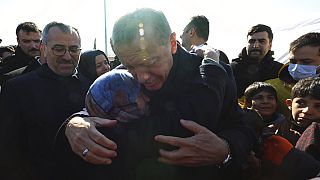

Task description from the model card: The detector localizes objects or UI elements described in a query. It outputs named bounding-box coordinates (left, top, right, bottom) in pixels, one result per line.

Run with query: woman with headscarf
left=78, top=50, right=111, bottom=85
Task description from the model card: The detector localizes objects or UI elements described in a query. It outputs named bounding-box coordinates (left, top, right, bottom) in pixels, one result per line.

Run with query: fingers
left=194, top=49, right=204, bottom=57
left=179, top=119, right=208, bottom=134
left=89, top=116, right=118, bottom=127
left=88, top=127, right=117, bottom=152
left=88, top=118, right=117, bottom=150
left=65, top=116, right=118, bottom=164
left=204, top=49, right=220, bottom=61
left=154, top=135, right=188, bottom=148
left=81, top=146, right=115, bottom=165
left=158, top=149, right=181, bottom=161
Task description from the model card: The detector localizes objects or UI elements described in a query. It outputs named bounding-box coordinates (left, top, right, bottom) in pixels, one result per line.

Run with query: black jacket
left=0, top=46, right=36, bottom=85
left=0, top=64, right=89, bottom=180
left=61, top=44, right=256, bottom=180
left=231, top=47, right=283, bottom=98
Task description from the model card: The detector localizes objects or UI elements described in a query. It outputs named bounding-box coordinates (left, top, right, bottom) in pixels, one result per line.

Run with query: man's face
left=288, top=96, right=320, bottom=129
left=180, top=26, right=193, bottom=51
left=41, top=27, right=81, bottom=77
left=247, top=31, right=272, bottom=60
left=17, top=30, right=41, bottom=58
left=288, top=45, right=320, bottom=66
left=114, top=36, right=173, bottom=91
left=249, top=91, right=277, bottom=119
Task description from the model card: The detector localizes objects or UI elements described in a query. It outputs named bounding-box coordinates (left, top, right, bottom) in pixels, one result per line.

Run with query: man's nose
left=62, top=50, right=72, bottom=60
left=253, top=40, right=260, bottom=48
left=262, top=97, right=268, bottom=103
left=302, top=106, right=313, bottom=114
left=136, top=71, right=150, bottom=83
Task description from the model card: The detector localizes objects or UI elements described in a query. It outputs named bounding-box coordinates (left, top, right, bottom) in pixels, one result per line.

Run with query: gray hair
left=41, top=21, right=81, bottom=45
left=111, top=8, right=171, bottom=49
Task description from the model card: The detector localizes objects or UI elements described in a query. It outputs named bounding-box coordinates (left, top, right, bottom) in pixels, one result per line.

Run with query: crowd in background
left=0, top=8, right=320, bottom=180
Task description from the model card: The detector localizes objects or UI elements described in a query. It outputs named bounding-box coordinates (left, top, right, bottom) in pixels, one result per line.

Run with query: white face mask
left=288, top=63, right=319, bottom=81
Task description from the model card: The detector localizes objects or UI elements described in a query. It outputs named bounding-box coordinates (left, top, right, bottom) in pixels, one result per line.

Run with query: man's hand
left=192, top=45, right=220, bottom=61
left=154, top=119, right=229, bottom=166
left=65, top=116, right=118, bottom=164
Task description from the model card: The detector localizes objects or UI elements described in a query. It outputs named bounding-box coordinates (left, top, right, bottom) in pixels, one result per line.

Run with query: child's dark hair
left=244, top=82, right=278, bottom=106
left=291, top=77, right=320, bottom=99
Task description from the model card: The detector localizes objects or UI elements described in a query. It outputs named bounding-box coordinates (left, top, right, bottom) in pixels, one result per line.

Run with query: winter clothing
left=296, top=122, right=320, bottom=161
left=61, top=44, right=256, bottom=180
left=78, top=50, right=110, bottom=84
left=0, top=46, right=36, bottom=84
left=231, top=47, right=283, bottom=98
left=0, top=64, right=89, bottom=180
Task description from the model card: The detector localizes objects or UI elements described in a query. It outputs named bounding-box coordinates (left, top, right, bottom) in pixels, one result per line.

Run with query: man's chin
left=28, top=51, right=40, bottom=57
left=144, top=83, right=162, bottom=91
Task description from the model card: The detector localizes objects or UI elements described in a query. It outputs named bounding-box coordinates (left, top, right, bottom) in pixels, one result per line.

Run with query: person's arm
left=0, top=81, right=32, bottom=179
left=154, top=119, right=230, bottom=166
left=262, top=135, right=320, bottom=180
left=63, top=111, right=119, bottom=164
left=154, top=49, right=255, bottom=168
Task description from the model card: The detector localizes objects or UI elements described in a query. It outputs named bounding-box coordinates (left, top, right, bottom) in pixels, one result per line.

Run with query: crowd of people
left=0, top=8, right=320, bottom=180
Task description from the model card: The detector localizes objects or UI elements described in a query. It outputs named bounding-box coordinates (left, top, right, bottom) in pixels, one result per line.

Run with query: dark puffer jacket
left=231, top=47, right=283, bottom=98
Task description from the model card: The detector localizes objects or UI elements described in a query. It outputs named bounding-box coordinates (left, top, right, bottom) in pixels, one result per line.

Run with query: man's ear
left=170, top=32, right=177, bottom=54
left=40, top=43, right=47, bottom=57
left=189, top=27, right=196, bottom=37
left=285, top=99, right=292, bottom=110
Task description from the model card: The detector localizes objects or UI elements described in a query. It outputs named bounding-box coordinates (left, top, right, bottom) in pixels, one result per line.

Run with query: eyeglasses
left=51, top=46, right=81, bottom=56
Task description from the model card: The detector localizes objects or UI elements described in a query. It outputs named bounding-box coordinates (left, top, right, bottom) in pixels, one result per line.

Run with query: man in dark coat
left=0, top=22, right=88, bottom=180
left=63, top=8, right=256, bottom=180
left=231, top=24, right=283, bottom=98
left=0, top=22, right=41, bottom=85
left=180, top=15, right=230, bottom=64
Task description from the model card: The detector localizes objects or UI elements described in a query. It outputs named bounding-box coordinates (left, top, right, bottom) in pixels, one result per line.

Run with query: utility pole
left=104, top=0, right=108, bottom=55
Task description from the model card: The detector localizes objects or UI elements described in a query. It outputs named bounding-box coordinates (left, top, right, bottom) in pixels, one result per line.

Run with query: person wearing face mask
left=266, top=32, right=320, bottom=143
left=288, top=62, right=319, bottom=81
left=231, top=24, right=284, bottom=99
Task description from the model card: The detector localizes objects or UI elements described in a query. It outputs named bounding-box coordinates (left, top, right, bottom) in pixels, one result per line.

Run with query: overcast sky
left=1, top=0, right=319, bottom=61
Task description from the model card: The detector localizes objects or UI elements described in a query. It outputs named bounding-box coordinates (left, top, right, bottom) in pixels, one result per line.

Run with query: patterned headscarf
left=86, top=69, right=145, bottom=122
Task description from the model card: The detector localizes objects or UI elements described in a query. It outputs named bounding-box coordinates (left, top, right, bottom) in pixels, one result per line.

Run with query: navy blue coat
left=0, top=64, right=89, bottom=180
left=62, top=44, right=256, bottom=180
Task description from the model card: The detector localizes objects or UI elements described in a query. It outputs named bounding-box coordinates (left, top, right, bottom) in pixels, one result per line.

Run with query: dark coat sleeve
left=280, top=148, right=320, bottom=180
left=0, top=81, right=33, bottom=179
left=218, top=50, right=230, bottom=64
left=199, top=59, right=256, bottom=169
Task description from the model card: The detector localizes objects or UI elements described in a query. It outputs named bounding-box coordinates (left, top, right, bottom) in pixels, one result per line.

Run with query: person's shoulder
left=269, top=59, right=284, bottom=67
left=199, top=58, right=229, bottom=83
left=5, top=69, right=38, bottom=86
left=217, top=50, right=230, bottom=64
left=230, top=57, right=241, bottom=65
